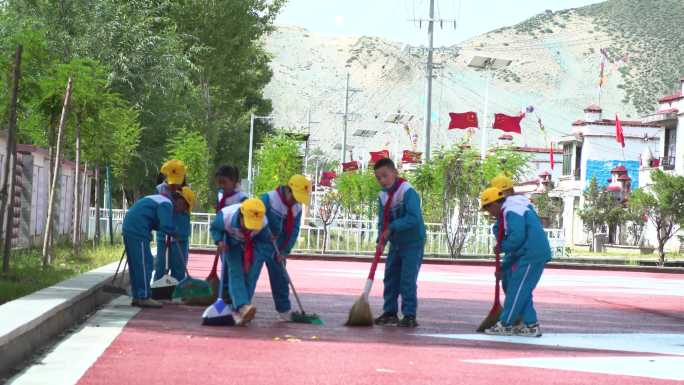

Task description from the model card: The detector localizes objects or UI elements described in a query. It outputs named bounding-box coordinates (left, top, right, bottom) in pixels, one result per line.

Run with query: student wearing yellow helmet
left=154, top=186, right=195, bottom=283
left=480, top=185, right=551, bottom=338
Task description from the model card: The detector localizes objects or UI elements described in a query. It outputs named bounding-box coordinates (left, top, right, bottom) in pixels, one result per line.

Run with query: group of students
left=121, top=156, right=550, bottom=334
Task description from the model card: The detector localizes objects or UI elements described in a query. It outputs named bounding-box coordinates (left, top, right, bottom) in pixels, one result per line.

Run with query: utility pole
left=409, top=1, right=457, bottom=161
left=303, top=109, right=319, bottom=175
left=337, top=70, right=362, bottom=164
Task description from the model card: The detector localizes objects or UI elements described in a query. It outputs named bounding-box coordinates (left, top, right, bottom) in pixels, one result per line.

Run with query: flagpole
left=480, top=69, right=491, bottom=160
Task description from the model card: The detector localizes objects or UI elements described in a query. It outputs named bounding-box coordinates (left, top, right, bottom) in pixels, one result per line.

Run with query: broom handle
left=111, top=248, right=126, bottom=283
left=270, top=240, right=306, bottom=314
left=367, top=234, right=386, bottom=281
left=209, top=249, right=220, bottom=276
left=171, top=238, right=193, bottom=278
left=216, top=235, right=226, bottom=301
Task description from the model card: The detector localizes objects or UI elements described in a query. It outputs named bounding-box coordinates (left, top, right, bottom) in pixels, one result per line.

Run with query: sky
left=276, top=0, right=605, bottom=46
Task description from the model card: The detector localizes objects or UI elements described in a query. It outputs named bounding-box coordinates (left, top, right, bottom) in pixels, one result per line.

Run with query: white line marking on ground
left=463, top=356, right=684, bottom=381
left=416, top=333, right=684, bottom=356
left=7, top=296, right=139, bottom=385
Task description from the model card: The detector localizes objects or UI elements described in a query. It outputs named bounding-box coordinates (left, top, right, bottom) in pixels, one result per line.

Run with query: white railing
left=86, top=208, right=566, bottom=258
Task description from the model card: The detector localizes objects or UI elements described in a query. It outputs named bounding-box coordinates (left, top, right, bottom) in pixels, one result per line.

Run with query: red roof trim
left=618, top=174, right=632, bottom=180
left=510, top=146, right=562, bottom=154
left=538, top=170, right=551, bottom=176
left=584, top=104, right=603, bottom=112
left=611, top=165, right=627, bottom=173
left=572, top=119, right=656, bottom=128
left=606, top=185, right=622, bottom=191
left=657, top=108, right=679, bottom=114
left=658, top=91, right=683, bottom=103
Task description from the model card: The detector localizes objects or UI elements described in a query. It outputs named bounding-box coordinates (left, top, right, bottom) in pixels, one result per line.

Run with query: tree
left=578, top=176, right=620, bottom=249
left=318, top=191, right=341, bottom=253
left=335, top=170, right=380, bottom=221
left=253, top=132, right=303, bottom=195
left=166, top=129, right=211, bottom=210
left=629, top=170, right=684, bottom=265
left=411, top=143, right=530, bottom=257
left=532, top=190, right=563, bottom=228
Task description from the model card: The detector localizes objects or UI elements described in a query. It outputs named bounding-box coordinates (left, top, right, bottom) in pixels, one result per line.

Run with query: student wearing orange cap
left=254, top=175, right=312, bottom=321
left=155, top=160, right=188, bottom=278
left=154, top=187, right=195, bottom=282
left=210, top=198, right=270, bottom=326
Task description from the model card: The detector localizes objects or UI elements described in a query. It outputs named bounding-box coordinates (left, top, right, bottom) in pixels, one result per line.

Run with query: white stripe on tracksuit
left=140, top=241, right=147, bottom=298
left=506, top=264, right=531, bottom=325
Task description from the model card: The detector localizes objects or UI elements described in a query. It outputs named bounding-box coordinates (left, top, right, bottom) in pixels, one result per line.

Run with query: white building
left=553, top=105, right=660, bottom=245
left=638, top=76, right=684, bottom=252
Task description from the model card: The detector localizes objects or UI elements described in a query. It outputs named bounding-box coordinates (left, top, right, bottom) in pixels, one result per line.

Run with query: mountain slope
left=262, top=0, right=683, bottom=162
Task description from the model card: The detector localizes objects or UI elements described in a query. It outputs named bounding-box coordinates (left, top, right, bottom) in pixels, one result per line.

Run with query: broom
left=477, top=213, right=505, bottom=332
left=202, top=242, right=235, bottom=326
left=345, top=235, right=386, bottom=327
left=103, top=249, right=128, bottom=295
left=272, top=240, right=323, bottom=325
left=151, top=236, right=179, bottom=300
left=170, top=239, right=212, bottom=300
left=183, top=250, right=221, bottom=306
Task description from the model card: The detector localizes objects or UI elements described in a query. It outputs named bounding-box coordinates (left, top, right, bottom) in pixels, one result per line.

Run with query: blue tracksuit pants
left=123, top=235, right=154, bottom=300
left=224, top=247, right=251, bottom=309
left=247, top=251, right=292, bottom=313
left=499, top=261, right=545, bottom=326
left=154, top=238, right=188, bottom=281
left=382, top=243, right=424, bottom=317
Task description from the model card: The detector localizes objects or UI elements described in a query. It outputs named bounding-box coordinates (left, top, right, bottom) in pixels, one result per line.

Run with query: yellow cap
left=179, top=186, right=195, bottom=212
left=240, top=198, right=266, bottom=231
left=288, top=174, right=311, bottom=205
left=480, top=187, right=504, bottom=209
left=490, top=174, right=514, bottom=191
left=161, top=159, right=187, bottom=185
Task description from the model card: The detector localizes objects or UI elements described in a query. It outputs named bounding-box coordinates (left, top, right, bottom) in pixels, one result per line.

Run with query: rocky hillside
left=262, top=0, right=684, bottom=162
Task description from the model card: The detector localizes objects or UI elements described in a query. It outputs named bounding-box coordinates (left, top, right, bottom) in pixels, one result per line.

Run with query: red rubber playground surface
left=78, top=254, right=684, bottom=385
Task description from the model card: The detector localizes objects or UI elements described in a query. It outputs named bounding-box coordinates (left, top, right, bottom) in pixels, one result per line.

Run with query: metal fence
left=86, top=208, right=566, bottom=258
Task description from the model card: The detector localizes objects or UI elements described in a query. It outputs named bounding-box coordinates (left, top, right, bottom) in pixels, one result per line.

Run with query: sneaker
left=374, top=312, right=399, bottom=326
left=131, top=298, right=163, bottom=308
left=514, top=323, right=542, bottom=337
left=398, top=315, right=418, bottom=328
left=484, top=321, right=513, bottom=336
left=234, top=304, right=256, bottom=326
left=278, top=311, right=292, bottom=322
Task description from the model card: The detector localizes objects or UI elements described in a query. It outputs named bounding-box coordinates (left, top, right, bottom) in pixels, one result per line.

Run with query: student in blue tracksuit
left=256, top=174, right=311, bottom=321
left=480, top=187, right=552, bottom=337
left=210, top=198, right=270, bottom=326
left=154, top=187, right=195, bottom=282
left=155, top=160, right=187, bottom=277
left=372, top=158, right=426, bottom=328
left=122, top=193, right=188, bottom=308
left=214, top=165, right=248, bottom=299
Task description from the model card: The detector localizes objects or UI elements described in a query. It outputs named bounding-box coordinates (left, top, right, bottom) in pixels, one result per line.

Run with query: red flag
left=369, top=150, right=390, bottom=164
left=401, top=150, right=422, bottom=164
left=615, top=114, right=625, bottom=148
left=320, top=171, right=336, bottom=187
left=492, top=113, right=525, bottom=133
left=549, top=142, right=555, bottom=170
left=342, top=161, right=359, bottom=172
left=448, top=111, right=478, bottom=130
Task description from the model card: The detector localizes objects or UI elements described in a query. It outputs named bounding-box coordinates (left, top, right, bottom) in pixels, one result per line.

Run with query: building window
left=574, top=145, right=582, bottom=180
left=663, top=127, right=676, bottom=170
left=562, top=144, right=572, bottom=176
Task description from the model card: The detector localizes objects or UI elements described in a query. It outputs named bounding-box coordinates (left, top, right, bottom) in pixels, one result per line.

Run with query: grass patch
left=0, top=243, right=124, bottom=305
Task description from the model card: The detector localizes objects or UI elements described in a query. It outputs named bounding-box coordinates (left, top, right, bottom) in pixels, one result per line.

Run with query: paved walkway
left=8, top=254, right=684, bottom=385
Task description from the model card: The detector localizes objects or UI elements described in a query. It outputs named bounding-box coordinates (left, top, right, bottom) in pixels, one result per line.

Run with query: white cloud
left=334, top=15, right=345, bottom=27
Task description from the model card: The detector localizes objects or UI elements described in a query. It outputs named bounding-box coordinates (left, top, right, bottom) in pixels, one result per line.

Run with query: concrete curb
left=0, top=261, right=125, bottom=379
left=189, top=248, right=684, bottom=274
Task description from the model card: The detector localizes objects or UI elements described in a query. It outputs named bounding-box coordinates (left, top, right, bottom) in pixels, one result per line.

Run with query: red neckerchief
left=242, top=229, right=254, bottom=273
left=216, top=190, right=237, bottom=212
left=381, top=178, right=405, bottom=239
left=276, top=186, right=295, bottom=251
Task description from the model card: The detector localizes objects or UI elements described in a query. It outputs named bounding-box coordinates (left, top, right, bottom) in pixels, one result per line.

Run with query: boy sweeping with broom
left=255, top=175, right=311, bottom=321
left=372, top=158, right=425, bottom=327
left=122, top=191, right=189, bottom=308
left=210, top=198, right=270, bottom=326
left=480, top=186, right=551, bottom=337
left=154, top=187, right=195, bottom=282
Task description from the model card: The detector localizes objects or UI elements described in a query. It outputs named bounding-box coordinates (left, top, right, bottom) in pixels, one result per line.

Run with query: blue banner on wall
left=585, top=160, right=639, bottom=190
